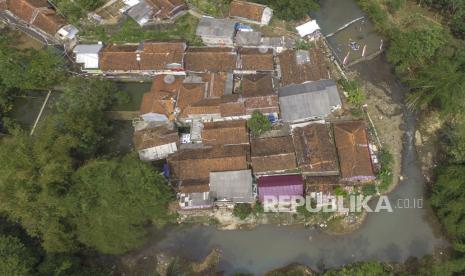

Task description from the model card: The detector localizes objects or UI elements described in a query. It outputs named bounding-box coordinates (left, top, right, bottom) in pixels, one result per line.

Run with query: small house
left=133, top=125, right=179, bottom=161
left=251, top=136, right=298, bottom=176
left=239, top=74, right=279, bottom=117
left=296, top=20, right=321, bottom=39
left=124, top=0, right=187, bottom=26
left=210, top=170, right=254, bottom=204
left=278, top=80, right=342, bottom=123
left=258, top=175, right=304, bottom=206
left=184, top=47, right=237, bottom=73
left=201, top=120, right=249, bottom=146
left=236, top=47, right=275, bottom=73
left=229, top=0, right=273, bottom=26
left=73, top=44, right=104, bottom=71
left=278, top=48, right=329, bottom=86
left=196, top=16, right=236, bottom=47
left=292, top=123, right=339, bottom=176
left=333, top=121, right=376, bottom=183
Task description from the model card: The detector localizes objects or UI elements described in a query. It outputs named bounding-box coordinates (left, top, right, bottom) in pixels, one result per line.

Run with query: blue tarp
left=163, top=163, right=170, bottom=178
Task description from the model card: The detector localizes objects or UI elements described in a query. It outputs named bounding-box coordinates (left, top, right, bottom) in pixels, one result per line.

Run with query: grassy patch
left=187, top=0, right=231, bottom=17
left=80, top=14, right=203, bottom=45
left=377, top=148, right=394, bottom=192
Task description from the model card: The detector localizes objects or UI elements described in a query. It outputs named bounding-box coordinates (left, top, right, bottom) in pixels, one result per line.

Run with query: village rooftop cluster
left=1, top=0, right=379, bottom=212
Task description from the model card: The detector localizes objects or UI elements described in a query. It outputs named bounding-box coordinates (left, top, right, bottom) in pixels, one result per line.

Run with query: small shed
left=296, top=20, right=321, bottom=38
left=73, top=44, right=103, bottom=70
left=258, top=175, right=304, bottom=203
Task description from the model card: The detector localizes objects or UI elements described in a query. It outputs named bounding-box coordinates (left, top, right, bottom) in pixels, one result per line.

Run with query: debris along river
left=119, top=0, right=447, bottom=274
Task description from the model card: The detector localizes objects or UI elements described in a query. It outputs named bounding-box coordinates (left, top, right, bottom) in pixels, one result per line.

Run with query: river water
left=134, top=1, right=448, bottom=275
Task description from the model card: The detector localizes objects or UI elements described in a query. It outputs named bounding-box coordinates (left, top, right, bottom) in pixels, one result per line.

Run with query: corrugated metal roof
left=278, top=80, right=341, bottom=123
left=209, top=170, right=254, bottom=203
left=196, top=16, right=236, bottom=38
left=73, top=44, right=103, bottom=54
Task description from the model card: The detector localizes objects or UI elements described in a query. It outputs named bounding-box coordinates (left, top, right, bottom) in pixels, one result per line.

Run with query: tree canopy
left=251, top=0, right=319, bottom=21
left=0, top=235, right=38, bottom=276
left=71, top=155, right=174, bottom=254
left=247, top=110, right=272, bottom=137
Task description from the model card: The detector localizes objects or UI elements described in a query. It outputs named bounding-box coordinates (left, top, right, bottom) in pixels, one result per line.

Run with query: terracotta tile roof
left=201, top=120, right=249, bottom=145
left=99, top=42, right=185, bottom=71
left=140, top=75, right=184, bottom=119
left=133, top=126, right=179, bottom=151
left=178, top=179, right=210, bottom=193
left=139, top=42, right=186, bottom=70
left=333, top=121, right=376, bottom=182
left=185, top=47, right=237, bottom=72
left=292, top=124, right=339, bottom=176
left=220, top=98, right=246, bottom=117
left=99, top=44, right=139, bottom=71
left=240, top=74, right=279, bottom=115
left=278, top=48, right=329, bottom=86
left=238, top=48, right=274, bottom=71
left=180, top=94, right=246, bottom=119
left=202, top=72, right=232, bottom=98
left=251, top=136, right=298, bottom=174
left=168, top=145, right=249, bottom=182
left=7, top=0, right=66, bottom=35
left=177, top=82, right=207, bottom=116
left=229, top=0, right=266, bottom=23
left=240, top=74, right=274, bottom=97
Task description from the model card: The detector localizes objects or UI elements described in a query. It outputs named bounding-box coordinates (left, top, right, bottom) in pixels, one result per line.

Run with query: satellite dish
left=258, top=46, right=269, bottom=54
left=164, top=74, right=176, bottom=84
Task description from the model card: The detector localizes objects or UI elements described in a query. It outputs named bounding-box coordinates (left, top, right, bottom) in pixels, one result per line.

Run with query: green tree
left=340, top=79, right=366, bottom=108
left=0, top=235, right=38, bottom=276
left=431, top=166, right=465, bottom=252
left=70, top=154, right=174, bottom=254
left=387, top=15, right=445, bottom=74
left=247, top=110, right=272, bottom=137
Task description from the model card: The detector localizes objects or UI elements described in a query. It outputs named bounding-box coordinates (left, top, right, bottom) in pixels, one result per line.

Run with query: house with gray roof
left=196, top=16, right=237, bottom=47
left=209, top=170, right=254, bottom=204
left=235, top=31, right=262, bottom=46
left=73, top=44, right=103, bottom=71
left=126, top=0, right=154, bottom=26
left=278, top=80, right=342, bottom=123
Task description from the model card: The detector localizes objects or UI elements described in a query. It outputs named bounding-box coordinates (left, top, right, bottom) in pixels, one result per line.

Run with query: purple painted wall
left=258, top=175, right=304, bottom=202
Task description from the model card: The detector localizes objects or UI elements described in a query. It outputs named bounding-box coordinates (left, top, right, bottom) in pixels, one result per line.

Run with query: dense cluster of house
left=0, top=0, right=79, bottom=44
left=92, top=14, right=375, bottom=211
left=3, top=0, right=377, bottom=212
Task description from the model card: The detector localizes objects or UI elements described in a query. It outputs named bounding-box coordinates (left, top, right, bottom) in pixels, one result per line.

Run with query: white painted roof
left=296, top=20, right=320, bottom=37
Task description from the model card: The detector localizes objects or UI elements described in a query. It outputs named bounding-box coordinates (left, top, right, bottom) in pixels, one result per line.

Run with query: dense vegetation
left=50, top=0, right=105, bottom=24
left=247, top=110, right=272, bottom=137
left=251, top=0, right=319, bottom=21
left=0, top=32, right=174, bottom=274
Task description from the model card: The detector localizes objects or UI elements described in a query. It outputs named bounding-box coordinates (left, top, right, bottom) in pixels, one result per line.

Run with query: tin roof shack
left=73, top=44, right=104, bottom=72
left=261, top=36, right=295, bottom=54
left=99, top=41, right=186, bottom=73
left=239, top=74, right=279, bottom=116
left=292, top=124, right=339, bottom=176
left=235, top=31, right=262, bottom=47
left=201, top=120, right=249, bottom=146
left=6, top=0, right=78, bottom=42
left=178, top=179, right=212, bottom=209
left=278, top=48, right=329, bottom=86
left=196, top=16, right=236, bottom=47
left=139, top=74, right=185, bottom=122
left=229, top=0, right=273, bottom=26
left=333, top=121, right=376, bottom=183
left=210, top=170, right=254, bottom=204
left=258, top=175, right=304, bottom=211
left=251, top=136, right=298, bottom=176
left=279, top=80, right=342, bottom=124
left=236, top=48, right=275, bottom=74
left=185, top=47, right=237, bottom=73
left=133, top=125, right=179, bottom=161
left=125, top=0, right=187, bottom=26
